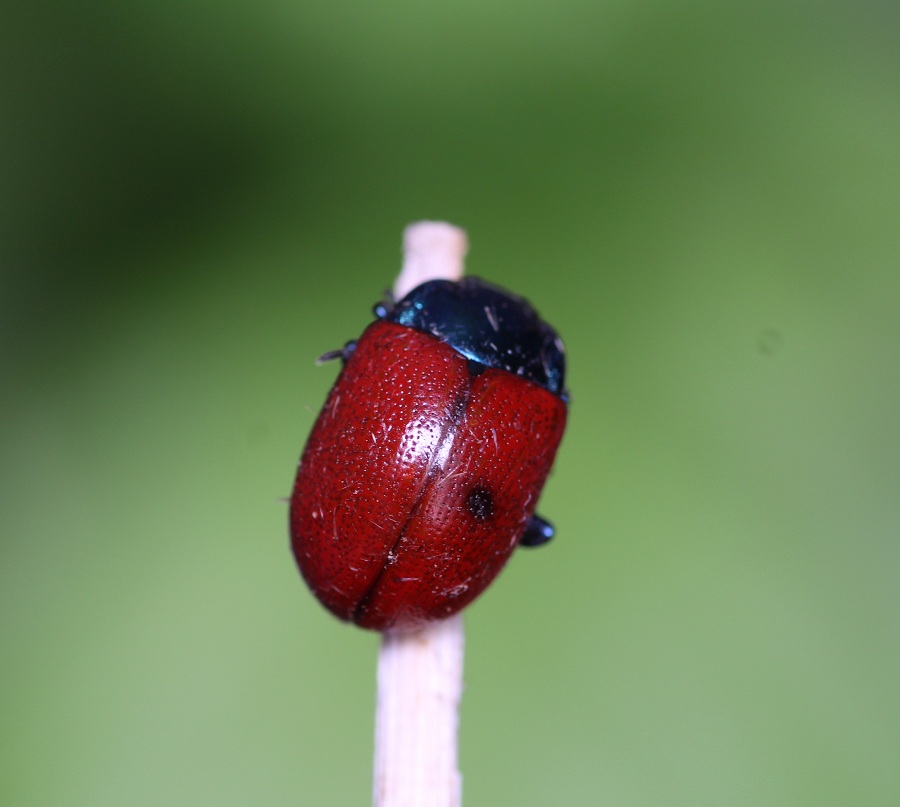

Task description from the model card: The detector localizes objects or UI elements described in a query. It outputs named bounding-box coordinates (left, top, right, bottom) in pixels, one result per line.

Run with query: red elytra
left=289, top=320, right=567, bottom=632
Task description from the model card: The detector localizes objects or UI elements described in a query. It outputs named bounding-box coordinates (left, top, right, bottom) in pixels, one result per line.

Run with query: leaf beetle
left=290, top=277, right=568, bottom=631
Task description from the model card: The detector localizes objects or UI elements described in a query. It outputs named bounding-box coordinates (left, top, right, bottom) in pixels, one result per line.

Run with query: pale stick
left=372, top=222, right=468, bottom=807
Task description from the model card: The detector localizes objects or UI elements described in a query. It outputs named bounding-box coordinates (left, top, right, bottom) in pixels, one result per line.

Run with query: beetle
left=289, top=276, right=568, bottom=631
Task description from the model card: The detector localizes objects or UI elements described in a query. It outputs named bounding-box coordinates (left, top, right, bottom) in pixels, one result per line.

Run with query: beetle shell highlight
left=289, top=278, right=567, bottom=631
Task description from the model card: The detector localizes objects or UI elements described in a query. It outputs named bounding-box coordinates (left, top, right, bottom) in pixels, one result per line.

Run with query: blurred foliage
left=2, top=1, right=899, bottom=805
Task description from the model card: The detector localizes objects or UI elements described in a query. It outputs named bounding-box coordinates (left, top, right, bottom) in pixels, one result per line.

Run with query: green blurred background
left=2, top=1, right=898, bottom=805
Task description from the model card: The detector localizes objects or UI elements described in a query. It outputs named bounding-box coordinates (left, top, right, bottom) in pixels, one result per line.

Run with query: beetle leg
left=316, top=340, right=358, bottom=366
left=372, top=289, right=396, bottom=319
left=520, top=514, right=554, bottom=547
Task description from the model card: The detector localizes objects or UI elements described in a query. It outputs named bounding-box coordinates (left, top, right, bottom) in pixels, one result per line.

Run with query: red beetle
left=290, top=277, right=567, bottom=631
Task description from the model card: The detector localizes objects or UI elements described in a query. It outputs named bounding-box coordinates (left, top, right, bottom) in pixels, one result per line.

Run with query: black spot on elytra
left=466, top=486, right=494, bottom=522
